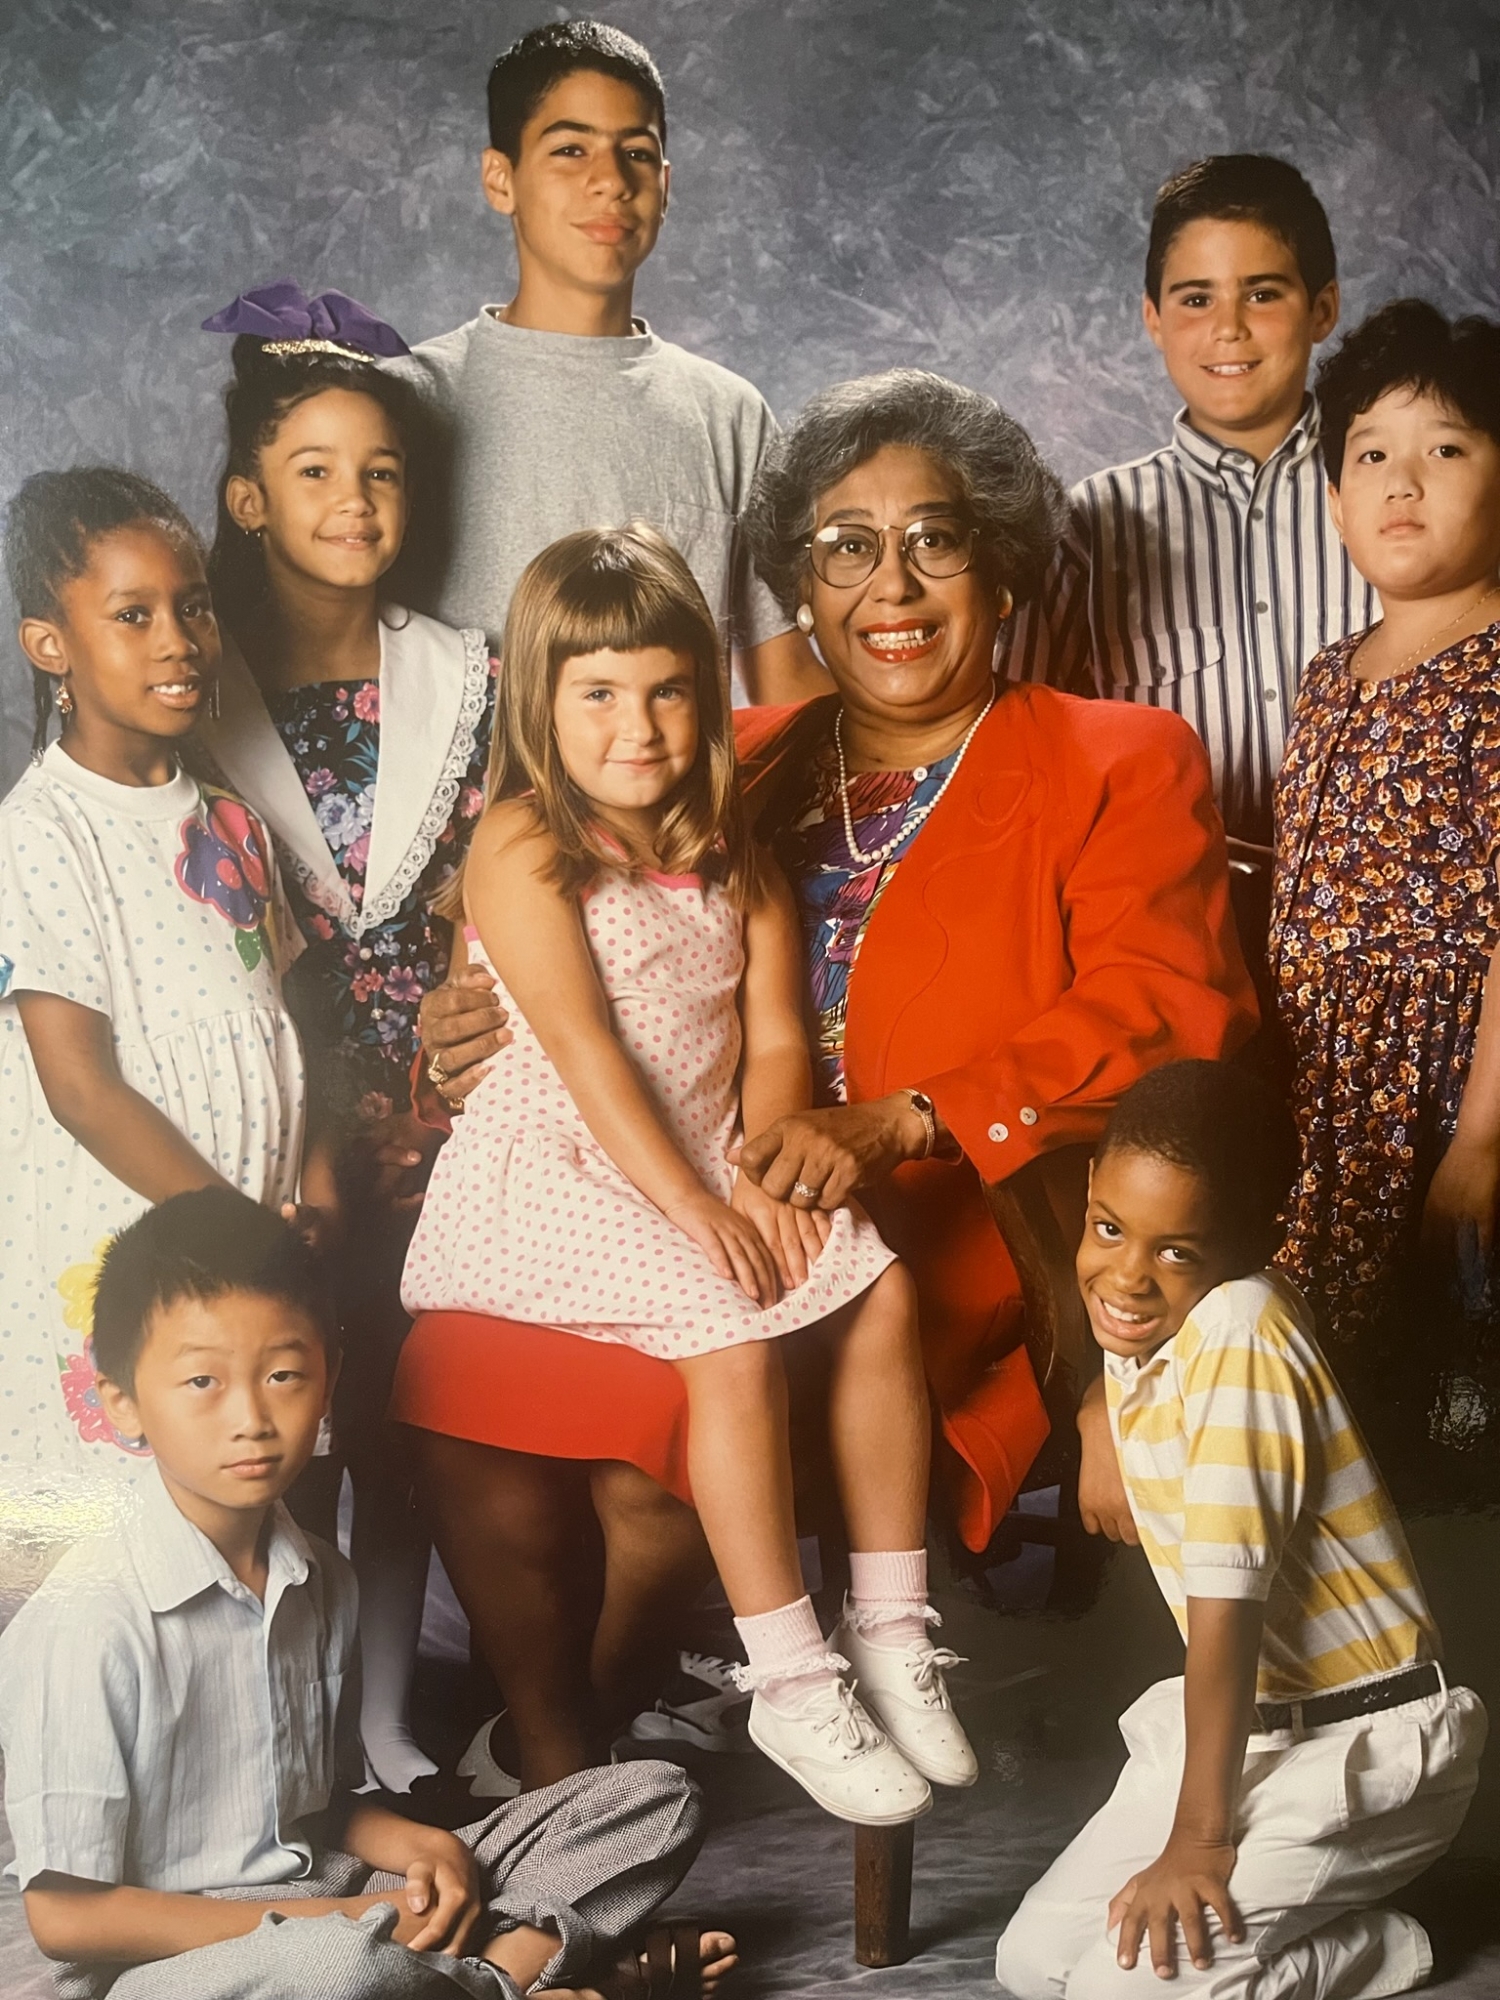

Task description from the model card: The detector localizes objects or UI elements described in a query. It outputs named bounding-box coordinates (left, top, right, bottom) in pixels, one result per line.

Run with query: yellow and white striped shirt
left=1105, top=1271, right=1438, bottom=1702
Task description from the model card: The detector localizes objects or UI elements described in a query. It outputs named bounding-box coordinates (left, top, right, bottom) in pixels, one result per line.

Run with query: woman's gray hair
left=743, top=368, right=1068, bottom=615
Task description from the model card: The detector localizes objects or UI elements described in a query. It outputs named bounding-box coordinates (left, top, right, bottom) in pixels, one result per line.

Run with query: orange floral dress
left=1271, top=621, right=1500, bottom=1374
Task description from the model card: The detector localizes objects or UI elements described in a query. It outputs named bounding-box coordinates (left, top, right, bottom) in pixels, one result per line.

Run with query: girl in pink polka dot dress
left=404, top=526, right=975, bottom=1824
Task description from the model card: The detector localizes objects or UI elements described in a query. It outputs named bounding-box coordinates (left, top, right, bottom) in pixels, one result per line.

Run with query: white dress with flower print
left=0, top=745, right=303, bottom=1567
left=402, top=867, right=895, bottom=1355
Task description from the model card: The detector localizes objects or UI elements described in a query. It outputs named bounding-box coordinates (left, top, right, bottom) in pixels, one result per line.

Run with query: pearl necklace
left=835, top=693, right=995, bottom=868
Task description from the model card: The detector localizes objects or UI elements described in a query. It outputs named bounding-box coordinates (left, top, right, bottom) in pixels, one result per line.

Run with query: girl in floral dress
left=0, top=468, right=302, bottom=1559
left=199, top=285, right=493, bottom=1792
left=1271, top=301, right=1500, bottom=1485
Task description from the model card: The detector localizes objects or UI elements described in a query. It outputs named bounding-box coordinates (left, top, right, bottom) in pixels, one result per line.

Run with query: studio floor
left=3, top=1509, right=1499, bottom=1997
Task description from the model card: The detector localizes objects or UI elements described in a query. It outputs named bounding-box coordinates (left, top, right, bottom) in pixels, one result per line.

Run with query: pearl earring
left=54, top=680, right=74, bottom=717
left=795, top=603, right=815, bottom=635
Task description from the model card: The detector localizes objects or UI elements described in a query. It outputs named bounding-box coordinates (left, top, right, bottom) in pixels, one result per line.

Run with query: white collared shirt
left=0, top=1465, right=359, bottom=1893
left=999, top=401, right=1378, bottom=845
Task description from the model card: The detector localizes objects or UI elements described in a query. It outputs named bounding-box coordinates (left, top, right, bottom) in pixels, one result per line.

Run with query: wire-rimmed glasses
left=806, top=514, right=980, bottom=589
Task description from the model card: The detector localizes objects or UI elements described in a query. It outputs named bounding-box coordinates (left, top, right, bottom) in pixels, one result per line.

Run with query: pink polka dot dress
left=402, top=868, right=895, bottom=1356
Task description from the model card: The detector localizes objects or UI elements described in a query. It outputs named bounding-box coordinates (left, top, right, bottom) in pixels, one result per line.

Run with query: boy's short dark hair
left=1097, top=1060, right=1299, bottom=1272
left=1316, top=298, right=1500, bottom=487
left=92, top=1189, right=339, bottom=1394
left=1145, top=155, right=1336, bottom=307
left=487, top=20, right=667, bottom=160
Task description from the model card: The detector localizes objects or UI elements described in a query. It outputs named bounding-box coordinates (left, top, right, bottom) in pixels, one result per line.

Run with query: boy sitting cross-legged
left=995, top=1062, right=1486, bottom=2000
left=0, top=1189, right=732, bottom=2000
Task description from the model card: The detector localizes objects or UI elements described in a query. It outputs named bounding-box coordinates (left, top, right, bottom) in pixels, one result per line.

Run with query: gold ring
left=426, top=1053, right=449, bottom=1090
left=792, top=1180, right=821, bottom=1201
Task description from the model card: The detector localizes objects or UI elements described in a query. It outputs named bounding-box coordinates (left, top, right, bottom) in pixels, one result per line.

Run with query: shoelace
left=908, top=1645, right=964, bottom=1702
left=678, top=1651, right=743, bottom=1694
left=806, top=1677, right=885, bottom=1754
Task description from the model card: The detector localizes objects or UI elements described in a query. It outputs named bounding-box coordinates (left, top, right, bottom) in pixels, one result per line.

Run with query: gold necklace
left=1358, top=581, right=1500, bottom=682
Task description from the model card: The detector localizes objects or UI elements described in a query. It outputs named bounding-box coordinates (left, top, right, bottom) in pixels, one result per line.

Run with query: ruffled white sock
left=734, top=1595, right=844, bottom=1714
left=846, top=1548, right=931, bottom=1652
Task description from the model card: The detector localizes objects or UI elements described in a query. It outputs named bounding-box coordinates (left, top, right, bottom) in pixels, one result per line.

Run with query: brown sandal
left=610, top=1920, right=705, bottom=1997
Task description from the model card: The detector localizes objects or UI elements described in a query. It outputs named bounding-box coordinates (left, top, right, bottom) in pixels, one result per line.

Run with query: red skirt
left=391, top=1312, right=694, bottom=1505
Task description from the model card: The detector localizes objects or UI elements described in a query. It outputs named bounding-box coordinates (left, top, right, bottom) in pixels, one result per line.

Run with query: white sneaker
left=628, top=1652, right=752, bottom=1754
left=455, top=1713, right=522, bottom=1800
left=835, top=1607, right=978, bottom=1788
left=748, top=1676, right=932, bottom=1825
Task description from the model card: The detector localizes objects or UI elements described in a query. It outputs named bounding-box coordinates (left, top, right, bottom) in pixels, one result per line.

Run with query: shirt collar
left=1104, top=1330, right=1182, bottom=1391
left=128, top=1463, right=314, bottom=1614
left=1170, top=394, right=1321, bottom=486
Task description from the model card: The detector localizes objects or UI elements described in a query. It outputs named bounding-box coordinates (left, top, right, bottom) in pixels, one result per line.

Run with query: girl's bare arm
left=737, top=855, right=816, bottom=1138
left=464, top=807, right=708, bottom=1212
left=17, top=993, right=233, bottom=1203
left=464, top=808, right=779, bottom=1301
left=733, top=855, right=835, bottom=1284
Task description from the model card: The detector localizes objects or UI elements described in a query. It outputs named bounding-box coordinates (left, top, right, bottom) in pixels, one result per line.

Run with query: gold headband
left=261, top=337, right=366, bottom=359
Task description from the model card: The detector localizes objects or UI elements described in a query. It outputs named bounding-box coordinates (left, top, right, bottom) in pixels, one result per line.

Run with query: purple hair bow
left=202, top=279, right=410, bottom=357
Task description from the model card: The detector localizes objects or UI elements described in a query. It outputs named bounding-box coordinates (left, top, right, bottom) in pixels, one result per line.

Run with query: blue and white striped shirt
left=0, top=1465, right=360, bottom=1894
left=1000, top=400, right=1377, bottom=844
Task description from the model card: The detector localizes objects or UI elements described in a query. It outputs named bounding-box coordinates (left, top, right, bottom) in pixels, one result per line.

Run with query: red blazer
left=737, top=685, right=1258, bottom=1549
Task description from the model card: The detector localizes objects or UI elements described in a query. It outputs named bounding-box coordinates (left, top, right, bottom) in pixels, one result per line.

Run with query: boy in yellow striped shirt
left=996, top=1061, right=1485, bottom=2000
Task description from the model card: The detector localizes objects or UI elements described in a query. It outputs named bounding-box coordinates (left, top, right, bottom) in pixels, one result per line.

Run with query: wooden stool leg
left=854, top=1819, right=915, bottom=1966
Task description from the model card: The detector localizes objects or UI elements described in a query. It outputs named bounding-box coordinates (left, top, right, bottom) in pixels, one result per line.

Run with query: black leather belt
left=1254, top=1662, right=1441, bottom=1735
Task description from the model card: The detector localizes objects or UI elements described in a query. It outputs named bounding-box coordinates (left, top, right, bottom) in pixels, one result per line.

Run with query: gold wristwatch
left=906, top=1089, right=938, bottom=1160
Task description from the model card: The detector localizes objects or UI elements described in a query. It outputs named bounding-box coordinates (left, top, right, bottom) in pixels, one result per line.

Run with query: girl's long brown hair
left=437, top=522, right=755, bottom=918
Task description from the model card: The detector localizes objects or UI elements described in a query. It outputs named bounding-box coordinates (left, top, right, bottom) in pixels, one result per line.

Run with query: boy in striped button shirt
left=996, top=1062, right=1484, bottom=2000
left=1000, top=157, right=1377, bottom=981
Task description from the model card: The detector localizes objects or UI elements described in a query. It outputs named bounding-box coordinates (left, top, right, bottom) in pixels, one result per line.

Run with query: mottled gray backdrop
left=3, top=0, right=1498, bottom=783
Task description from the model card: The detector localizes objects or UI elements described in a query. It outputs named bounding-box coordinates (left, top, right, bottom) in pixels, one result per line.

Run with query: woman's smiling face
left=804, top=444, right=1001, bottom=725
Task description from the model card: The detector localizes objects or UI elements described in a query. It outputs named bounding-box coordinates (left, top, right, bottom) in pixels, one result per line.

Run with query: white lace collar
left=199, top=609, right=489, bottom=938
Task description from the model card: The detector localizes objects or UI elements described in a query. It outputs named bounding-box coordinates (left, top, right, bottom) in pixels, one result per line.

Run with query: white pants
left=996, top=1673, right=1486, bottom=2000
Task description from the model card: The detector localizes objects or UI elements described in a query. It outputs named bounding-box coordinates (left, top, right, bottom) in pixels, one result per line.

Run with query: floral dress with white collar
left=268, top=659, right=497, bottom=1098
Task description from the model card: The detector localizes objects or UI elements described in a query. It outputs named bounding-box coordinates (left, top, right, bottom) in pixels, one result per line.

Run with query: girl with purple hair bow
left=195, top=281, right=500, bottom=1798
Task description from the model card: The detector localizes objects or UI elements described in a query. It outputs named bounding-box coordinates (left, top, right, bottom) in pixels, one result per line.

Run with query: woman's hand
left=731, top=1170, right=832, bottom=1291
left=1421, top=1134, right=1500, bottom=1303
left=736, top=1092, right=932, bottom=1210
left=393, top=1831, right=483, bottom=1957
left=1076, top=1375, right=1138, bottom=1544
left=1109, top=1835, right=1243, bottom=1977
left=418, top=965, right=512, bottom=1106
left=664, top=1190, right=783, bottom=1307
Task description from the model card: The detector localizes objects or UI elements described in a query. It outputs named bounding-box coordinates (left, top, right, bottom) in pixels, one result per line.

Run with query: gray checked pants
left=57, top=1760, right=703, bottom=2000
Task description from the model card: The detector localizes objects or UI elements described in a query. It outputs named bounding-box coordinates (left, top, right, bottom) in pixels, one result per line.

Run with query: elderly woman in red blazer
left=402, top=370, right=1256, bottom=1788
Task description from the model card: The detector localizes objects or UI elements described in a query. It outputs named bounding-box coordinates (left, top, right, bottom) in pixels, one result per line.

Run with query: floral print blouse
left=773, top=737, right=963, bottom=1103
left=269, top=669, right=496, bottom=1086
